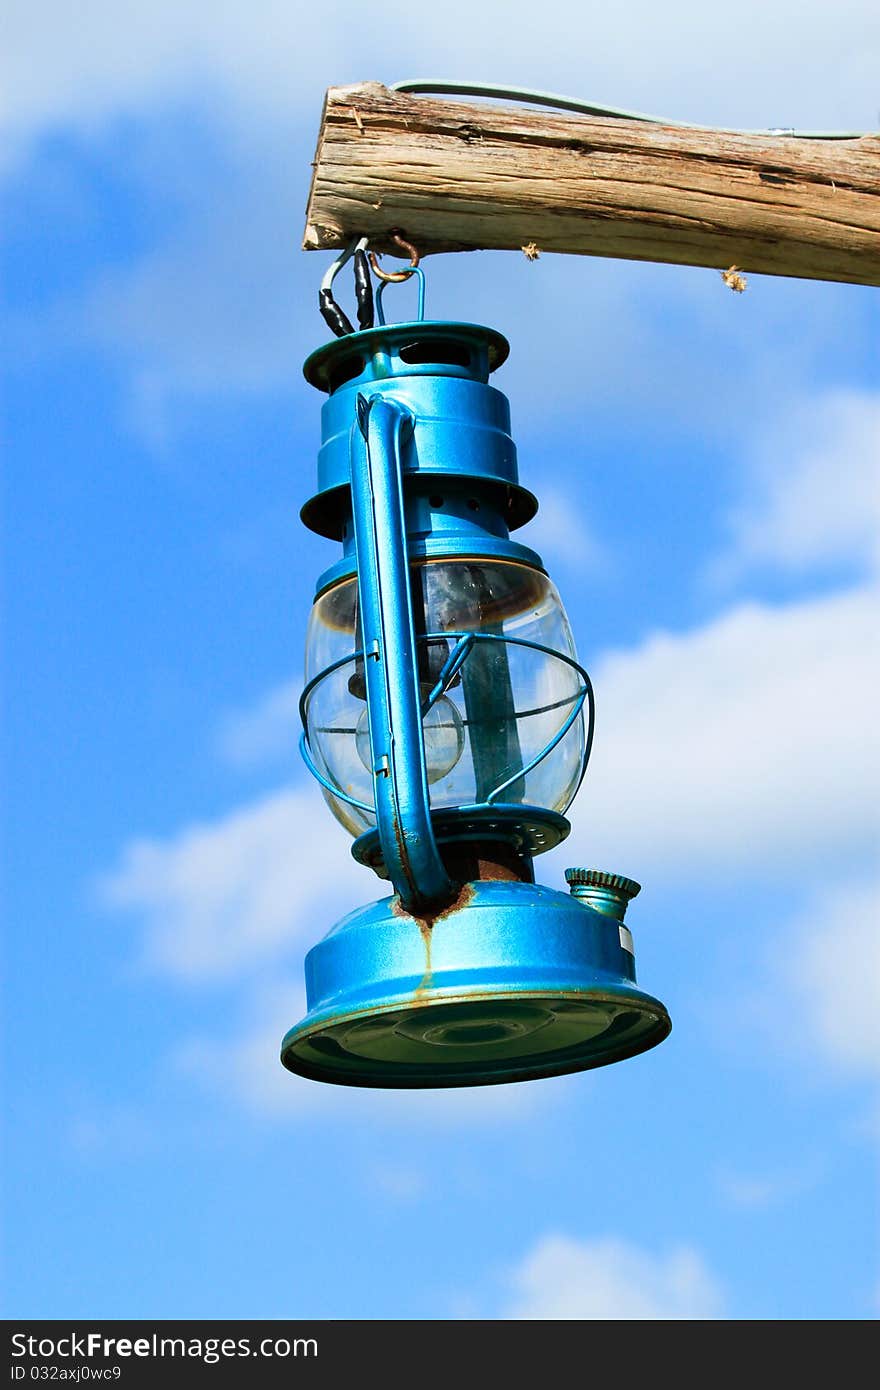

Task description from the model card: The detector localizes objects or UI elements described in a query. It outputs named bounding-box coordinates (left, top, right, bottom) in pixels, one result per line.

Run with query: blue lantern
left=282, top=284, right=670, bottom=1087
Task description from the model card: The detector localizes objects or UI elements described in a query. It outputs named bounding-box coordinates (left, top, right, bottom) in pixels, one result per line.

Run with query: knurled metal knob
left=565, top=868, right=641, bottom=921
left=565, top=868, right=641, bottom=899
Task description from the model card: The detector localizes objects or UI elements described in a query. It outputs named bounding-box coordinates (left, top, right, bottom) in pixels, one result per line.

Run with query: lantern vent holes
left=326, top=354, right=365, bottom=393
left=425, top=493, right=480, bottom=514
left=323, top=343, right=474, bottom=397
left=398, top=339, right=472, bottom=368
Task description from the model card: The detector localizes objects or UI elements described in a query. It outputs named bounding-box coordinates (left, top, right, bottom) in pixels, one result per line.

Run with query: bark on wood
left=304, top=82, right=880, bottom=287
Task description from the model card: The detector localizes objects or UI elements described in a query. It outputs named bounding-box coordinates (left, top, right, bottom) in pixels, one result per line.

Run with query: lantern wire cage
left=299, top=628, right=595, bottom=821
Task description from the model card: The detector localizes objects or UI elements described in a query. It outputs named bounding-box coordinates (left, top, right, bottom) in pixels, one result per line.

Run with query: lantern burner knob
left=565, top=868, right=641, bottom=920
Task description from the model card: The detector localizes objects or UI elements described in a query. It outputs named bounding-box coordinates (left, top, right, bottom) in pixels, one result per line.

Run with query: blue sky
left=3, top=0, right=879, bottom=1320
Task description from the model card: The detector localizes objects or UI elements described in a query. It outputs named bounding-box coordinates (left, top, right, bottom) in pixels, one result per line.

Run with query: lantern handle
left=374, top=266, right=426, bottom=326
left=349, top=392, right=456, bottom=911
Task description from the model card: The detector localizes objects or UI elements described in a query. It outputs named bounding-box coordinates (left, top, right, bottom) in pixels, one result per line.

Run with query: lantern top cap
left=303, top=320, right=510, bottom=395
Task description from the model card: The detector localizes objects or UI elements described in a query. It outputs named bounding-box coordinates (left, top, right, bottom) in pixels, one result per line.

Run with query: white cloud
left=97, top=784, right=364, bottom=981
left=720, top=875, right=880, bottom=1130
left=100, top=582, right=879, bottom=989
left=562, top=582, right=880, bottom=879
left=67, top=1103, right=159, bottom=1160
left=716, top=1163, right=822, bottom=1209
left=76, top=128, right=315, bottom=419
left=367, top=1164, right=429, bottom=1203
left=784, top=876, right=880, bottom=1078
left=68, top=203, right=807, bottom=441
left=97, top=582, right=878, bottom=1127
left=174, top=982, right=326, bottom=1115
left=97, top=790, right=572, bottom=1125
left=716, top=390, right=880, bottom=581
left=499, top=1233, right=725, bottom=1319
left=1, top=1, right=357, bottom=154
left=216, top=678, right=302, bottom=770
left=5, top=0, right=877, bottom=153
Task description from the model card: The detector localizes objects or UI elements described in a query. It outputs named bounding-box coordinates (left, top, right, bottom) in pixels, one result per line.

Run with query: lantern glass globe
left=304, top=559, right=585, bottom=838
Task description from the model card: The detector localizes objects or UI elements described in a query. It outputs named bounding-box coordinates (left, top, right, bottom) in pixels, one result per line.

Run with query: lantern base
left=281, top=879, right=670, bottom=1088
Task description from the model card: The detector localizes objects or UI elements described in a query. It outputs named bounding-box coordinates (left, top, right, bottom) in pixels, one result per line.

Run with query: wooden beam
left=304, top=82, right=880, bottom=287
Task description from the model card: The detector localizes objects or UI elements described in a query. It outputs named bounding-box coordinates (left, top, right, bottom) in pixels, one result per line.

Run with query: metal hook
left=368, top=231, right=421, bottom=283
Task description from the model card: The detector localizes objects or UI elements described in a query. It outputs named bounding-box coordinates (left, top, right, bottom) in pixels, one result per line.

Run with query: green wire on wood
left=390, top=79, right=868, bottom=140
